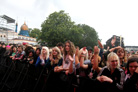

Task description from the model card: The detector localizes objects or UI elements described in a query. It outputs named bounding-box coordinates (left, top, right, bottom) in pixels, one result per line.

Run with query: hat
left=6, top=45, right=10, bottom=48
left=86, top=46, right=92, bottom=51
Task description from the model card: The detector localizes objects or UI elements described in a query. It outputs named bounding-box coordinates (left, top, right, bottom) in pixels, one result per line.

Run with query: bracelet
left=81, top=53, right=86, bottom=55
left=80, top=55, right=85, bottom=57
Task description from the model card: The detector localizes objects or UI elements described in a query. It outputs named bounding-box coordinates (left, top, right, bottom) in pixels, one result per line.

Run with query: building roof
left=19, top=22, right=29, bottom=37
left=21, top=22, right=28, bottom=30
left=0, top=15, right=15, bottom=23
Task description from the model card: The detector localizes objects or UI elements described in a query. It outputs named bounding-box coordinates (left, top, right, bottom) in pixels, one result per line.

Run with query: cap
left=86, top=46, right=92, bottom=51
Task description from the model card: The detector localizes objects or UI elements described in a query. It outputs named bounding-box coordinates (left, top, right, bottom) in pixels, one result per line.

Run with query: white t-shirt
left=62, top=54, right=75, bottom=70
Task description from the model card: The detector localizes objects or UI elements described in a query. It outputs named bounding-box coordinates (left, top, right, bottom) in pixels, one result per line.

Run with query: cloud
left=1, top=0, right=138, bottom=46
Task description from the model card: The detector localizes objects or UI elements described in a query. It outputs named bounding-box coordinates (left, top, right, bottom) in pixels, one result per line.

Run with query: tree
left=65, top=24, right=84, bottom=47
left=40, top=10, right=83, bottom=47
left=77, top=24, right=99, bottom=48
left=40, top=10, right=99, bottom=47
left=29, top=28, right=41, bottom=40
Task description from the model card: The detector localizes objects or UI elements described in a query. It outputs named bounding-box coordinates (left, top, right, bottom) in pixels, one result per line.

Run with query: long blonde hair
left=40, top=46, right=49, bottom=60
left=78, top=48, right=88, bottom=60
left=51, top=46, right=62, bottom=65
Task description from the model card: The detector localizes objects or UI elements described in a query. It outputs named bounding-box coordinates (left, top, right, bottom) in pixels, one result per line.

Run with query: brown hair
left=63, top=40, right=75, bottom=60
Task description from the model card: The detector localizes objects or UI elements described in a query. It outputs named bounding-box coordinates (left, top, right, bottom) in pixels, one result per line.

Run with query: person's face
left=29, top=52, right=33, bottom=57
left=13, top=47, right=17, bottom=52
left=117, top=49, right=124, bottom=59
left=129, top=62, right=138, bottom=75
left=88, top=50, right=92, bottom=54
left=65, top=42, right=70, bottom=52
left=36, top=49, right=40, bottom=55
left=88, top=50, right=92, bottom=55
left=58, top=46, right=63, bottom=52
left=88, top=50, right=92, bottom=59
left=42, top=48, right=47, bottom=54
left=18, top=47, right=22, bottom=52
left=52, top=48, right=58, bottom=56
left=2, top=45, right=6, bottom=48
left=109, top=56, right=118, bottom=70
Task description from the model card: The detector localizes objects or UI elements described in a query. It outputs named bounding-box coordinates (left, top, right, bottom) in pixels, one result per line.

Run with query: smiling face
left=107, top=52, right=120, bottom=70
left=109, top=56, right=119, bottom=70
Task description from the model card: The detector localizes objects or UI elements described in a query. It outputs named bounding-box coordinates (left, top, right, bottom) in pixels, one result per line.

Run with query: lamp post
left=120, top=35, right=122, bottom=46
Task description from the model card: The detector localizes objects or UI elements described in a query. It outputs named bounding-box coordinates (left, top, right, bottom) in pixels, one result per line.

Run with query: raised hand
left=68, top=55, right=74, bottom=62
left=94, top=46, right=99, bottom=55
left=98, top=40, right=104, bottom=49
left=111, top=36, right=116, bottom=47
left=75, top=46, right=79, bottom=56
left=82, top=47, right=87, bottom=54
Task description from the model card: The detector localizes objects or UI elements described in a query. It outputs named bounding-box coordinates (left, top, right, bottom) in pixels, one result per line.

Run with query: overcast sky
left=0, top=0, right=138, bottom=46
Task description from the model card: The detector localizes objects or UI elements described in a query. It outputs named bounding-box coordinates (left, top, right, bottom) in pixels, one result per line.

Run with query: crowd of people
left=0, top=38, right=138, bottom=92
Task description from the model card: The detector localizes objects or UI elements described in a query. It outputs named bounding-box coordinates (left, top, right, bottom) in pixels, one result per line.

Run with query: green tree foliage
left=41, top=10, right=82, bottom=47
left=40, top=10, right=99, bottom=47
left=77, top=24, right=99, bottom=48
left=66, top=24, right=84, bottom=47
left=29, top=28, right=41, bottom=40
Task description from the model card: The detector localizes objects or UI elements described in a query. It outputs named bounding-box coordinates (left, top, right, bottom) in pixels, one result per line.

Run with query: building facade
left=0, top=15, right=37, bottom=45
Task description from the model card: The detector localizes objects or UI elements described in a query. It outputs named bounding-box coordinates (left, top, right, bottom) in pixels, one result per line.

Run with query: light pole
left=120, top=35, right=122, bottom=46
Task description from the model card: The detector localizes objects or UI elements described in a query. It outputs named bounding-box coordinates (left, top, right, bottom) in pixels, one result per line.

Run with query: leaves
left=40, top=10, right=99, bottom=47
left=29, top=28, right=41, bottom=39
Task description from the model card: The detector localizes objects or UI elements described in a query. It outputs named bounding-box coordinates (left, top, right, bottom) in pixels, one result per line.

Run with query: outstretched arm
left=80, top=47, right=88, bottom=69
left=75, top=47, right=80, bottom=66
left=93, top=46, right=102, bottom=73
left=111, top=36, right=116, bottom=47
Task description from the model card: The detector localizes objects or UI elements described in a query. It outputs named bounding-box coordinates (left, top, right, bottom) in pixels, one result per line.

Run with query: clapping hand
left=97, top=75, right=113, bottom=83
left=68, top=55, right=74, bottom=62
left=81, top=47, right=87, bottom=57
left=75, top=46, right=79, bottom=56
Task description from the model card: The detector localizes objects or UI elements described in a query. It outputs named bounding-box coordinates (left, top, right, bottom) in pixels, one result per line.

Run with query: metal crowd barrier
left=0, top=57, right=49, bottom=92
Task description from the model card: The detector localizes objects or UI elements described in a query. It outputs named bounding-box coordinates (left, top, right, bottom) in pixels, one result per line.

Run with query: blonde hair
left=41, top=46, right=49, bottom=60
left=51, top=46, right=62, bottom=65
left=78, top=48, right=88, bottom=60
left=107, top=52, right=120, bottom=69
